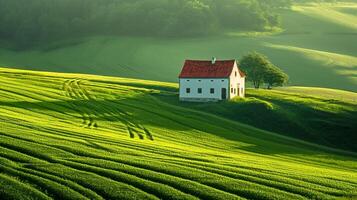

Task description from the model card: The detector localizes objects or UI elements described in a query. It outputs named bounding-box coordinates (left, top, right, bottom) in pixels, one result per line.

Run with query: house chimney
left=211, top=57, right=216, bottom=64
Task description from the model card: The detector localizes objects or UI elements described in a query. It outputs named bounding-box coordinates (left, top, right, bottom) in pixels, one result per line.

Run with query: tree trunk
left=254, top=81, right=259, bottom=89
left=267, top=84, right=272, bottom=90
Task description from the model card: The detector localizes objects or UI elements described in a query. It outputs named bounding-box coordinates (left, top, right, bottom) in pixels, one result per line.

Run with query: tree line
left=0, top=0, right=286, bottom=49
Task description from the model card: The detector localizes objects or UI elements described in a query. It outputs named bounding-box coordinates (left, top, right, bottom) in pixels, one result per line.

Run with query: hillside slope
left=0, top=68, right=356, bottom=200
left=161, top=87, right=357, bottom=152
left=0, top=3, right=356, bottom=91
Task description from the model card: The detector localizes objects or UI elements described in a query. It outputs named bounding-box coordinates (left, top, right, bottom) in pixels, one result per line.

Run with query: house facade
left=179, top=59, right=245, bottom=102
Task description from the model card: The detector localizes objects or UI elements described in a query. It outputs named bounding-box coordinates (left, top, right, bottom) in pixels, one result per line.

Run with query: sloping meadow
left=0, top=68, right=356, bottom=200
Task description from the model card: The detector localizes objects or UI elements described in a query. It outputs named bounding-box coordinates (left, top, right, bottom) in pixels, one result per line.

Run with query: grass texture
left=0, top=67, right=356, bottom=200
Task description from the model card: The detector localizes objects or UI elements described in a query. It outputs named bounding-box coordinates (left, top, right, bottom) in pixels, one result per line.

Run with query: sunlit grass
left=0, top=68, right=356, bottom=199
left=265, top=43, right=357, bottom=84
left=292, top=3, right=357, bottom=30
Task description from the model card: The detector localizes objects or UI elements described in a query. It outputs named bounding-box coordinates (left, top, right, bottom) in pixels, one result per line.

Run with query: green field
left=160, top=87, right=357, bottom=152
left=0, top=2, right=356, bottom=92
left=0, top=67, right=356, bottom=200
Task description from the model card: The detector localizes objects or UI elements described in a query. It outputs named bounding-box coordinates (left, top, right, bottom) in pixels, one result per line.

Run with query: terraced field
left=0, top=68, right=357, bottom=200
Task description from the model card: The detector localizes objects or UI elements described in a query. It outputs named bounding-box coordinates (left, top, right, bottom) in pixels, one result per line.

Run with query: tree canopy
left=239, top=52, right=288, bottom=89
left=0, top=0, right=283, bottom=48
left=263, top=64, right=289, bottom=89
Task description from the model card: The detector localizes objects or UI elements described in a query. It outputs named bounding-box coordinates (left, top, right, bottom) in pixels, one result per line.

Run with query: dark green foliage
left=240, top=52, right=288, bottom=89
left=0, top=0, right=282, bottom=48
left=263, top=65, right=289, bottom=89
left=239, top=52, right=271, bottom=88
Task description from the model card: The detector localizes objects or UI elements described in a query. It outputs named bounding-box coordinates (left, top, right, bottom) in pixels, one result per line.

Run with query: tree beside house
left=240, top=52, right=288, bottom=89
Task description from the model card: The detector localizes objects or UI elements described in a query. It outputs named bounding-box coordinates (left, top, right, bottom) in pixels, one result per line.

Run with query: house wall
left=179, top=78, right=229, bottom=101
left=229, top=63, right=245, bottom=98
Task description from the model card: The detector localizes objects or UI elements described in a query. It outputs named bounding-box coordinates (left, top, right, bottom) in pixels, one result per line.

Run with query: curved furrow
left=4, top=126, right=312, bottom=199
left=0, top=92, right=28, bottom=101
left=0, top=78, right=63, bottom=101
left=18, top=167, right=104, bottom=200
left=17, top=122, right=194, bottom=161
left=57, top=159, right=200, bottom=200
left=1, top=69, right=357, bottom=200
left=0, top=81, right=75, bottom=111
left=0, top=139, right=218, bottom=199
left=0, top=132, right=193, bottom=200
left=0, top=103, right=80, bottom=124
left=69, top=158, right=244, bottom=200
left=0, top=147, right=103, bottom=200
left=0, top=138, right=160, bottom=200
left=0, top=134, right=76, bottom=161
left=164, top=159, right=346, bottom=198
left=0, top=87, right=38, bottom=102
left=0, top=76, right=63, bottom=96
left=25, top=162, right=159, bottom=200
left=223, top=163, right=357, bottom=188
left=0, top=134, right=243, bottom=200
left=163, top=157, right=356, bottom=190
left=0, top=146, right=47, bottom=166
left=53, top=145, right=306, bottom=200
left=1, top=127, right=211, bottom=171
left=42, top=141, right=243, bottom=199
left=0, top=97, right=78, bottom=123
left=0, top=173, right=51, bottom=200
left=51, top=138, right=218, bottom=167
left=95, top=159, right=306, bottom=200
left=272, top=155, right=357, bottom=173
left=63, top=79, right=100, bottom=128
left=64, top=79, right=154, bottom=140
left=0, top=164, right=89, bottom=200
left=0, top=123, right=348, bottom=198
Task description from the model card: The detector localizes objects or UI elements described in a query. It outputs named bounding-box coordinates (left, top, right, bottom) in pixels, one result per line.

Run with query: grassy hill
left=0, top=68, right=357, bottom=200
left=0, top=2, right=356, bottom=92
left=161, top=87, right=357, bottom=152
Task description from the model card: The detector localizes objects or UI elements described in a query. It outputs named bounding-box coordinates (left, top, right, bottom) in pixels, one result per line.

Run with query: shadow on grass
left=1, top=92, right=357, bottom=157
left=155, top=92, right=357, bottom=154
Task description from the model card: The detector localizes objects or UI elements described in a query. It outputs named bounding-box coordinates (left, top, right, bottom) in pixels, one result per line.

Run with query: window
left=210, top=88, right=215, bottom=94
left=231, top=88, right=233, bottom=93
left=186, top=88, right=191, bottom=94
left=234, top=88, right=236, bottom=94
left=198, top=88, right=202, bottom=94
left=211, top=80, right=214, bottom=82
left=221, top=80, right=225, bottom=82
left=186, top=80, right=190, bottom=82
left=235, top=71, right=237, bottom=77
left=198, top=80, right=201, bottom=82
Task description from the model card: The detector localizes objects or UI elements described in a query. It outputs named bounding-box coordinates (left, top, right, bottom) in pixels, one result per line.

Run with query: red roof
left=179, top=59, right=245, bottom=78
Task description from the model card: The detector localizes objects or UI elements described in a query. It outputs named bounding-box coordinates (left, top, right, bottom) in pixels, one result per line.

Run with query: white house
left=179, top=58, right=246, bottom=102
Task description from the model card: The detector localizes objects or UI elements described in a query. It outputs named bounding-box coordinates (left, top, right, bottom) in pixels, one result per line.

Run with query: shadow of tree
left=1, top=93, right=357, bottom=160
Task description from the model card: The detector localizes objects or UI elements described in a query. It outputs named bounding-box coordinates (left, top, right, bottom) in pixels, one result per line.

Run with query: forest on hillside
left=0, top=0, right=347, bottom=49
left=0, top=0, right=290, bottom=48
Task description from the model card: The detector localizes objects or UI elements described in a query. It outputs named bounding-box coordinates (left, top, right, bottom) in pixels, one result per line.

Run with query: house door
left=221, top=88, right=227, bottom=100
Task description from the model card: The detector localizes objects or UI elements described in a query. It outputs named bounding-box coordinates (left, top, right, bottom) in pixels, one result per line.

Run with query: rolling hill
left=0, top=68, right=356, bottom=200
left=0, top=2, right=356, bottom=92
left=160, top=87, right=357, bottom=152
